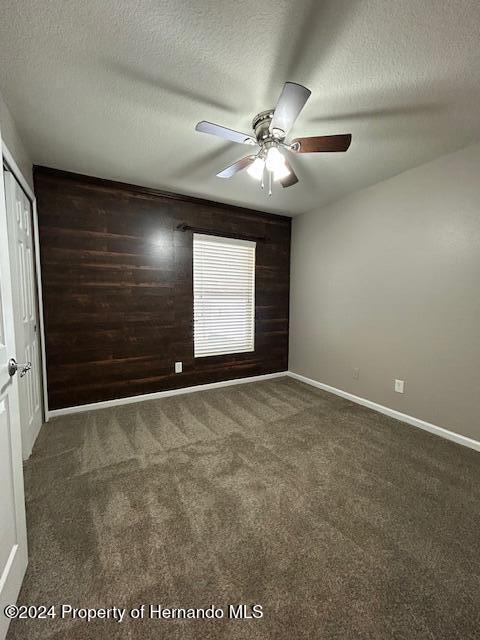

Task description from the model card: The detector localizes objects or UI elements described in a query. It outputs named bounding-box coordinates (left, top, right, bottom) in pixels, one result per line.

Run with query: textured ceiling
left=0, top=0, right=479, bottom=215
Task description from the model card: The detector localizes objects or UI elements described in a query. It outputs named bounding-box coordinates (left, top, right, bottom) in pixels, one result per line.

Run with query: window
left=193, top=233, right=255, bottom=357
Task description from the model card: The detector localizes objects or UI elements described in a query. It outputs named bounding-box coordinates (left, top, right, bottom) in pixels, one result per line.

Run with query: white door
left=4, top=170, right=42, bottom=459
left=0, top=159, right=28, bottom=639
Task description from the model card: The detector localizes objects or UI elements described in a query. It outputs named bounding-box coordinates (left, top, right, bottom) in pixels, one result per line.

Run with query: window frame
left=193, top=233, right=256, bottom=358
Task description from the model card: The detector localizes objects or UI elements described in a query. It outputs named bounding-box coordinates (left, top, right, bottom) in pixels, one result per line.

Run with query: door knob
left=8, top=358, right=32, bottom=377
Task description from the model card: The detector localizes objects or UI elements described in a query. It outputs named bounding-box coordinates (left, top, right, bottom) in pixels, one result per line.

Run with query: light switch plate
left=394, top=379, right=405, bottom=393
left=175, top=362, right=183, bottom=374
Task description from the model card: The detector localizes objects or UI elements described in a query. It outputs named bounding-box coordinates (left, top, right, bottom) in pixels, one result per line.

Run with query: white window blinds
left=193, top=233, right=256, bottom=357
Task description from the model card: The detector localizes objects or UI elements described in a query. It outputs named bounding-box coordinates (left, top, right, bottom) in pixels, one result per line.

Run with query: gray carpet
left=7, top=377, right=480, bottom=639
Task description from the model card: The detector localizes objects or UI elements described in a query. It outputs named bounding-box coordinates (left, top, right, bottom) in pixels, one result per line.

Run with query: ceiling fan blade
left=280, top=155, right=299, bottom=188
left=291, top=134, right=352, bottom=153
left=270, top=82, right=311, bottom=136
left=216, top=155, right=257, bottom=178
left=196, top=121, right=256, bottom=145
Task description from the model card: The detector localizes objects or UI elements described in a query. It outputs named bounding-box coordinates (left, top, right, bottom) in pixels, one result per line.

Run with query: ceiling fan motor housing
left=252, top=109, right=284, bottom=145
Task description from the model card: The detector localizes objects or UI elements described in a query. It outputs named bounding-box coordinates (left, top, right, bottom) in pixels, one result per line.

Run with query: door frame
left=0, top=128, right=29, bottom=640
left=2, top=142, right=49, bottom=424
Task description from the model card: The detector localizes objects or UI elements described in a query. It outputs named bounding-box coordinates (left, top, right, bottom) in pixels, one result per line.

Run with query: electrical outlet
left=352, top=368, right=360, bottom=380
left=394, top=379, right=405, bottom=393
left=175, top=362, right=183, bottom=374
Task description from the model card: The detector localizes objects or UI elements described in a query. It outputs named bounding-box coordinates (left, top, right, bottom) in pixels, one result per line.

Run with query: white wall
left=0, top=90, right=32, bottom=188
left=290, top=143, right=480, bottom=442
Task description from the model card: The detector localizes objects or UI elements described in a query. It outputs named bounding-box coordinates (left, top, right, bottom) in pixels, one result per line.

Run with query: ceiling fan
left=195, top=81, right=351, bottom=195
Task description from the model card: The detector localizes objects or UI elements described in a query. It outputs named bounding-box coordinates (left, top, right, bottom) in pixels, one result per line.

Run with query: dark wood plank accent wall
left=34, top=167, right=291, bottom=410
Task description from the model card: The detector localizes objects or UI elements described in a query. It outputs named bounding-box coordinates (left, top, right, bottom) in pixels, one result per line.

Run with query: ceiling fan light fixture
left=265, top=146, right=286, bottom=173
left=247, top=157, right=265, bottom=180
left=273, top=162, right=291, bottom=181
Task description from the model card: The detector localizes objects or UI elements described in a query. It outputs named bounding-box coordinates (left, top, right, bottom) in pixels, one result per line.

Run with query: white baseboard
left=47, top=372, right=288, bottom=418
left=288, top=371, right=480, bottom=453
left=46, top=369, right=480, bottom=453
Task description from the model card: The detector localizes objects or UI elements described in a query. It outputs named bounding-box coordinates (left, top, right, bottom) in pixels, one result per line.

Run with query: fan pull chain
left=268, top=169, right=272, bottom=196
